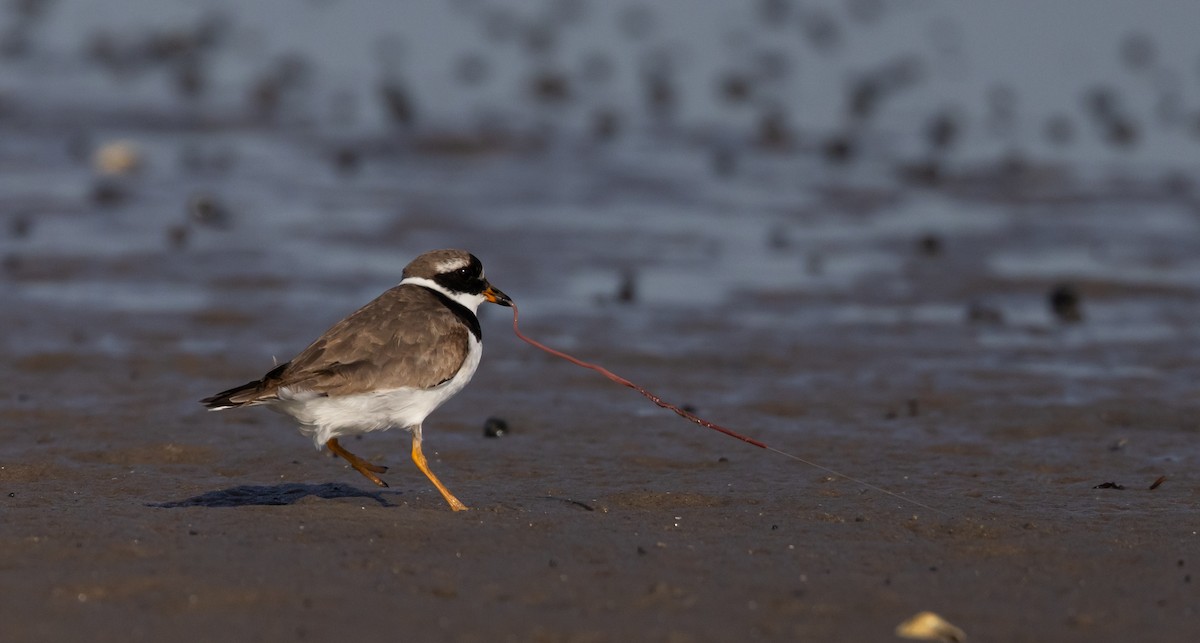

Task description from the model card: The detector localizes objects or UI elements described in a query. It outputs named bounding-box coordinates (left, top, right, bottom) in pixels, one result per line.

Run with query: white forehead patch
left=434, top=257, right=470, bottom=273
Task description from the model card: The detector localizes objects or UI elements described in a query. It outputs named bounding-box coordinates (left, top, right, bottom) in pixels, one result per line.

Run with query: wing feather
left=257, top=285, right=470, bottom=398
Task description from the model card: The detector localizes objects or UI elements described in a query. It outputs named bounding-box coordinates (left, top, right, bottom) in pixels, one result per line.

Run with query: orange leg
left=411, top=427, right=468, bottom=511
left=326, top=438, right=389, bottom=487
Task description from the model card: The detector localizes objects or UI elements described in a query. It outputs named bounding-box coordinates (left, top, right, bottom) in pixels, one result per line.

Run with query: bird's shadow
left=149, top=482, right=398, bottom=508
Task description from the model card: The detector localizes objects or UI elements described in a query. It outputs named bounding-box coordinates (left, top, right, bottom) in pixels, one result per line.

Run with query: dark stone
left=483, top=417, right=508, bottom=438
left=1049, top=283, right=1083, bottom=323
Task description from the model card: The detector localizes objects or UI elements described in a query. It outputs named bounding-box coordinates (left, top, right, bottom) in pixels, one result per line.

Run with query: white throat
left=400, top=276, right=486, bottom=313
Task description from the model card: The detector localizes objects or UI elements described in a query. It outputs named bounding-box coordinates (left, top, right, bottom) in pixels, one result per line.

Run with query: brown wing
left=258, top=284, right=470, bottom=398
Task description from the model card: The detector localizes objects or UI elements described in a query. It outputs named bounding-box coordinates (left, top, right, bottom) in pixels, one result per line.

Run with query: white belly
left=270, top=336, right=483, bottom=448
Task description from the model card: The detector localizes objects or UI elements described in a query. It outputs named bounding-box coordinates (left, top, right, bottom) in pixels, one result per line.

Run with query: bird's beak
left=483, top=283, right=512, bottom=307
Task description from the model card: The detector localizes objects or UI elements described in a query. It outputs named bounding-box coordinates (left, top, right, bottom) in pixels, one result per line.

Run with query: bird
left=200, top=249, right=512, bottom=511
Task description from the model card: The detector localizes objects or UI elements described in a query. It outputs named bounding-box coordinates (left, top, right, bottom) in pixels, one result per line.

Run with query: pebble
left=1049, top=283, right=1083, bottom=323
left=188, top=194, right=232, bottom=229
left=917, top=234, right=943, bottom=256
left=483, top=417, right=508, bottom=438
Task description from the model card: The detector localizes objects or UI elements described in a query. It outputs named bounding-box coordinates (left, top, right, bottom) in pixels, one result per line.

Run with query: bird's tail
left=200, top=363, right=287, bottom=410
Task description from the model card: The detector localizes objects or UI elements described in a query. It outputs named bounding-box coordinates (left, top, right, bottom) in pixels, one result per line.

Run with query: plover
left=200, top=249, right=512, bottom=511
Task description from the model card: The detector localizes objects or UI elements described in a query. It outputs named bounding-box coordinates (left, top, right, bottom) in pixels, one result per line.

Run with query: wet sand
left=3, top=268, right=1198, bottom=642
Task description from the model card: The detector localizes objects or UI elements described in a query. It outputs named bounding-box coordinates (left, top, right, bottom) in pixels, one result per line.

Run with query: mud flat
left=3, top=1, right=1200, bottom=640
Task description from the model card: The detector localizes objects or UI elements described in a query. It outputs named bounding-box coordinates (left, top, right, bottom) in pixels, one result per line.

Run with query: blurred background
left=3, top=0, right=1200, bottom=413
left=3, top=0, right=1200, bottom=316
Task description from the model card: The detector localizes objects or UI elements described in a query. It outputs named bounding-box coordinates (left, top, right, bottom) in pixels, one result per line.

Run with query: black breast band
left=429, top=290, right=482, bottom=341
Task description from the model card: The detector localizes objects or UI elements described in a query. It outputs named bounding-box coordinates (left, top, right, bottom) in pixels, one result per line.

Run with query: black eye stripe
left=433, top=258, right=485, bottom=294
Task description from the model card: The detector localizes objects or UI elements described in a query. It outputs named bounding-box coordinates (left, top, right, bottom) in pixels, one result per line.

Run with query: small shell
left=93, top=140, right=143, bottom=175
left=895, top=611, right=966, bottom=642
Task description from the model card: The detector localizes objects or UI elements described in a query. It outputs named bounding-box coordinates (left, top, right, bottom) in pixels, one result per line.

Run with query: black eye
left=456, top=267, right=471, bottom=276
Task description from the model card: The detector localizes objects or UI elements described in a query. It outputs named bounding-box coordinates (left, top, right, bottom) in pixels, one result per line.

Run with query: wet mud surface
left=3, top=2, right=1200, bottom=641
left=3, top=263, right=1199, bottom=642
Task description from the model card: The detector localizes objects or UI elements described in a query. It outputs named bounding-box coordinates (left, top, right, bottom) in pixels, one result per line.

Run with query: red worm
left=507, top=302, right=947, bottom=517
left=509, top=302, right=767, bottom=449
